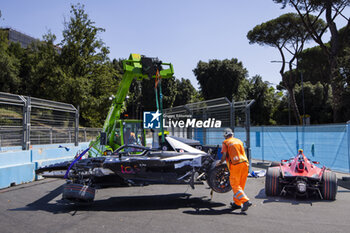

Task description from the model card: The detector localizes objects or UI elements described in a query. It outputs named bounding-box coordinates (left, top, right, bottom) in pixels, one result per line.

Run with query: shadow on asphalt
left=9, top=186, right=228, bottom=215
left=337, top=179, right=350, bottom=190
left=182, top=208, right=247, bottom=216
left=254, top=188, right=336, bottom=206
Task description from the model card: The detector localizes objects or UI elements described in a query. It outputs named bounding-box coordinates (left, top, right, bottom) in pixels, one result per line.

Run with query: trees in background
left=0, top=4, right=201, bottom=127
left=193, top=59, right=280, bottom=125
left=244, top=76, right=280, bottom=125
left=193, top=58, right=248, bottom=100
left=1, top=3, right=349, bottom=126
left=59, top=4, right=119, bottom=126
left=273, top=0, right=350, bottom=122
left=0, top=28, right=20, bottom=93
left=0, top=4, right=119, bottom=127
left=295, top=26, right=350, bottom=123
left=247, top=13, right=325, bottom=124
left=173, top=78, right=197, bottom=106
left=124, top=76, right=199, bottom=119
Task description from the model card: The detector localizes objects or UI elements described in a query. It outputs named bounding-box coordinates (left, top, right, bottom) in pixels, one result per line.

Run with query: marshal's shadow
left=9, top=185, right=228, bottom=215
left=255, top=188, right=335, bottom=206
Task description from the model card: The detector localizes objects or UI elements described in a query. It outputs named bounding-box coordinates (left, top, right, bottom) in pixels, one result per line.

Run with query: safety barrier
left=197, top=124, right=350, bottom=173
left=0, top=142, right=89, bottom=189
left=1, top=123, right=349, bottom=189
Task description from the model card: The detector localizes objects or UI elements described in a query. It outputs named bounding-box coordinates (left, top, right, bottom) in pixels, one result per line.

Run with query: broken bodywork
left=266, top=149, right=337, bottom=200
left=36, top=137, right=231, bottom=203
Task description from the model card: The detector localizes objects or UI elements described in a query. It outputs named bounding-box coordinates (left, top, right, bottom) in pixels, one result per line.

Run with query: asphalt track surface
left=1, top=170, right=350, bottom=233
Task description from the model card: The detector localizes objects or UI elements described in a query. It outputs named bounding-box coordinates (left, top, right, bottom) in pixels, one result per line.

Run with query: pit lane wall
left=0, top=142, right=90, bottom=189
left=196, top=123, right=350, bottom=173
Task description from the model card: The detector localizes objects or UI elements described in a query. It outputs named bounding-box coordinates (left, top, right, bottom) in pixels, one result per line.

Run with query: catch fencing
left=0, top=92, right=101, bottom=151
left=178, top=124, right=350, bottom=173
left=164, top=97, right=255, bottom=160
left=164, top=97, right=350, bottom=173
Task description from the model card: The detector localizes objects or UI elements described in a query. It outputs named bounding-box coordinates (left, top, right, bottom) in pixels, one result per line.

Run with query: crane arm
left=99, top=53, right=174, bottom=152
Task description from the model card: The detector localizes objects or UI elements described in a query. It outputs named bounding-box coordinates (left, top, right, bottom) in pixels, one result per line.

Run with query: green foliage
left=20, top=33, right=67, bottom=100
left=190, top=91, right=204, bottom=103
left=237, top=75, right=281, bottom=125
left=247, top=13, right=324, bottom=50
left=273, top=0, right=350, bottom=122
left=297, top=26, right=350, bottom=123
left=0, top=30, right=21, bottom=93
left=0, top=4, right=118, bottom=127
left=337, top=47, right=350, bottom=122
left=193, top=58, right=248, bottom=100
left=193, top=57, right=281, bottom=125
left=124, top=75, right=181, bottom=118
left=123, top=75, right=199, bottom=119
left=247, top=13, right=326, bottom=124
left=2, top=2, right=348, bottom=126
left=173, top=78, right=197, bottom=106
left=56, top=4, right=117, bottom=127
left=60, top=4, right=109, bottom=77
left=298, top=46, right=330, bottom=85
left=273, top=0, right=350, bottom=10
left=248, top=76, right=280, bottom=125
left=294, top=81, right=333, bottom=123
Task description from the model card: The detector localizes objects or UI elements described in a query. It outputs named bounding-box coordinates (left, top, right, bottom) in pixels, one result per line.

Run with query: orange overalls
left=222, top=137, right=249, bottom=206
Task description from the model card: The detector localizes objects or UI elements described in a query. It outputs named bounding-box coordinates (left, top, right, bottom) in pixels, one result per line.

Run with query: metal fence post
left=230, top=98, right=235, bottom=131
left=75, top=106, right=79, bottom=146
left=202, top=113, right=207, bottom=145
left=84, top=128, right=87, bottom=142
left=245, top=102, right=250, bottom=158
left=245, top=100, right=255, bottom=174
left=50, top=128, right=53, bottom=144
left=184, top=105, right=192, bottom=139
left=22, top=96, right=31, bottom=150
left=296, top=126, right=299, bottom=153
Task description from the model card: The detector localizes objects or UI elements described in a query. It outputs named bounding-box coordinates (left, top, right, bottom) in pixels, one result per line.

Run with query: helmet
left=223, top=128, right=233, bottom=137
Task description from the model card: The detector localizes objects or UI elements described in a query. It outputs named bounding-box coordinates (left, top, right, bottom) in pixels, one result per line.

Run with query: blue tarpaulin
left=194, top=124, right=350, bottom=173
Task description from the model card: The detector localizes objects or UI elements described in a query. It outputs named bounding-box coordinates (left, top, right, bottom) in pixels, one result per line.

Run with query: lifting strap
left=154, top=70, right=165, bottom=143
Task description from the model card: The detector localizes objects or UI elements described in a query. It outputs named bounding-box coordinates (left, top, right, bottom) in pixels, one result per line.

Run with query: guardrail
left=0, top=92, right=102, bottom=151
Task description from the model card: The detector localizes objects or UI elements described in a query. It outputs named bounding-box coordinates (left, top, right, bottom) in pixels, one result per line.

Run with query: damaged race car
left=266, top=149, right=337, bottom=200
left=36, top=136, right=231, bottom=203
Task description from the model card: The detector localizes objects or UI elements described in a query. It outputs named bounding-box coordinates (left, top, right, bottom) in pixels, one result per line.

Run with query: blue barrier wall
left=199, top=124, right=350, bottom=173
left=0, top=142, right=89, bottom=189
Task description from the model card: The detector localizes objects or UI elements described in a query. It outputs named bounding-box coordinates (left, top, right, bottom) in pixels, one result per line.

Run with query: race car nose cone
left=297, top=181, right=307, bottom=193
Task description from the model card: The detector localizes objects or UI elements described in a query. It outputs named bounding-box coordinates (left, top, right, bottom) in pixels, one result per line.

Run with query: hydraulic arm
left=92, top=54, right=174, bottom=154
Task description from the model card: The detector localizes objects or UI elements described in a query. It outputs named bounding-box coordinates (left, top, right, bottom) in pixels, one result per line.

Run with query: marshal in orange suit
left=216, top=128, right=252, bottom=211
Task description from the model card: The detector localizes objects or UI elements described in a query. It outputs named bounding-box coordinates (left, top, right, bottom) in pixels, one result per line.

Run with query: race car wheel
left=270, top=161, right=281, bottom=167
left=265, top=167, right=281, bottom=196
left=63, top=183, right=95, bottom=202
left=207, top=163, right=232, bottom=193
left=321, top=170, right=337, bottom=200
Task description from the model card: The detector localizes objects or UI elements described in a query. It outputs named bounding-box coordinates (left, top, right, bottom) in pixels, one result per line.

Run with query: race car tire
left=63, top=183, right=95, bottom=202
left=207, top=163, right=232, bottom=193
left=321, top=170, right=337, bottom=200
left=265, top=167, right=281, bottom=196
left=270, top=161, right=281, bottom=167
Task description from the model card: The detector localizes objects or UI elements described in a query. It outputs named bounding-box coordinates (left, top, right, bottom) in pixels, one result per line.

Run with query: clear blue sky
left=1, top=0, right=349, bottom=89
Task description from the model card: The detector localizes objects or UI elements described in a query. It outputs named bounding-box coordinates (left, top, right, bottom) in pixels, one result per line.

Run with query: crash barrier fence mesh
left=0, top=92, right=101, bottom=150
left=0, top=126, right=101, bottom=148
left=164, top=97, right=255, bottom=165
left=167, top=124, right=350, bottom=173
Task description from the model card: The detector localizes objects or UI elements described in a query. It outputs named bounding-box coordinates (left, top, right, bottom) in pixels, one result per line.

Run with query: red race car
left=265, top=149, right=337, bottom=200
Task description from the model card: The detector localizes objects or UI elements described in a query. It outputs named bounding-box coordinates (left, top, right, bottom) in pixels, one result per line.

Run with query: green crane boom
left=91, top=53, right=174, bottom=155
